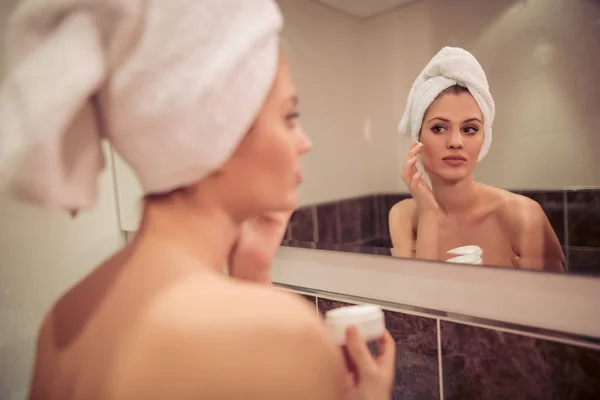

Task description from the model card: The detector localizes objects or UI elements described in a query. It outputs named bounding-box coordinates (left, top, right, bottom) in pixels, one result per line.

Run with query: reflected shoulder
left=490, top=187, right=546, bottom=227
left=389, top=197, right=416, bottom=218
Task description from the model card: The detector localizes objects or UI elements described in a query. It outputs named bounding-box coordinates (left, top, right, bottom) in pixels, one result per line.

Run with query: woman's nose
left=447, top=129, right=464, bottom=149
left=297, top=126, right=312, bottom=155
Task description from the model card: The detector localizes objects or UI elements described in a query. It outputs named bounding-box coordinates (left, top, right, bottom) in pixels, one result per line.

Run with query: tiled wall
left=295, top=292, right=600, bottom=400
left=283, top=189, right=600, bottom=274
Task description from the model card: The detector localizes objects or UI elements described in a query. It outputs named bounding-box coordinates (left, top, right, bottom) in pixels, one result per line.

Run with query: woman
left=389, top=47, right=564, bottom=272
left=0, top=1, right=395, bottom=399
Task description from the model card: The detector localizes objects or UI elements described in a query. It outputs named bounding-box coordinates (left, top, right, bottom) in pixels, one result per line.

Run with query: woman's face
left=419, top=90, right=484, bottom=183
left=221, top=56, right=311, bottom=215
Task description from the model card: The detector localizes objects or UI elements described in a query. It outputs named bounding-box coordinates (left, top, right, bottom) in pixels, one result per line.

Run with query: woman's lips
left=443, top=156, right=466, bottom=166
left=296, top=172, right=303, bottom=185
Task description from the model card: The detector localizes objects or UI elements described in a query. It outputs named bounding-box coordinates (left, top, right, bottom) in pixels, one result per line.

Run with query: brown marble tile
left=568, top=247, right=600, bottom=275
left=441, top=321, right=600, bottom=400
left=339, top=198, right=363, bottom=243
left=280, top=239, right=315, bottom=249
left=377, top=195, right=391, bottom=240
left=361, top=196, right=378, bottom=239
left=318, top=299, right=440, bottom=400
left=360, top=237, right=394, bottom=248
left=521, top=190, right=566, bottom=245
left=385, top=309, right=439, bottom=400
left=299, top=294, right=316, bottom=308
left=374, top=195, right=383, bottom=238
left=338, top=196, right=379, bottom=244
left=315, top=242, right=342, bottom=252
left=317, top=298, right=354, bottom=315
left=567, top=189, right=600, bottom=248
left=339, top=243, right=392, bottom=256
left=289, top=207, right=315, bottom=242
left=378, top=194, right=412, bottom=241
left=337, top=195, right=379, bottom=243
left=316, top=203, right=341, bottom=243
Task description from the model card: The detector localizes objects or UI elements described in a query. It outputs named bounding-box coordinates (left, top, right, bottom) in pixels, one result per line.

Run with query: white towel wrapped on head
left=0, top=0, right=283, bottom=212
left=398, top=46, right=495, bottom=161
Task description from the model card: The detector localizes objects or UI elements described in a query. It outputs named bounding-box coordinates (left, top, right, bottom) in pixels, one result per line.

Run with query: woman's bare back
left=28, top=248, right=346, bottom=400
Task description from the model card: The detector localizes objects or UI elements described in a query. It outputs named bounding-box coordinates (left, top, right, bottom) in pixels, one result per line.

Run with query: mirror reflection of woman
left=389, top=47, right=564, bottom=272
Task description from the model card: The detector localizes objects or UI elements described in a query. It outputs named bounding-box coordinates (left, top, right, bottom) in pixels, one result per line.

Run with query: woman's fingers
left=402, top=156, right=418, bottom=185
left=408, top=141, right=423, bottom=158
left=375, top=330, right=396, bottom=373
left=345, top=326, right=377, bottom=378
left=403, top=142, right=424, bottom=196
left=403, top=142, right=422, bottom=180
left=410, top=170, right=423, bottom=191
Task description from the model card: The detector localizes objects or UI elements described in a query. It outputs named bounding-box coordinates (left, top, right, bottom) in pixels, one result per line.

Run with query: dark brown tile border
left=276, top=283, right=600, bottom=348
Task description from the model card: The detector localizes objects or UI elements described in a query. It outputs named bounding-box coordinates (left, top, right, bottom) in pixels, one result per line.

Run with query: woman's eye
left=463, top=126, right=479, bottom=135
left=285, top=112, right=300, bottom=130
left=286, top=112, right=300, bottom=121
left=431, top=125, right=445, bottom=133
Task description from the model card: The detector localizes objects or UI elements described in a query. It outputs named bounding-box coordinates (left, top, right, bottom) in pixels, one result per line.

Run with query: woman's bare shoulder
left=119, top=276, right=346, bottom=399
left=389, top=197, right=417, bottom=220
left=484, top=185, right=545, bottom=225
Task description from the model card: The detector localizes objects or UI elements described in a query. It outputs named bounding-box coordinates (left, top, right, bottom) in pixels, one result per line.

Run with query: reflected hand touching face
left=401, top=142, right=439, bottom=214
left=419, top=88, right=484, bottom=183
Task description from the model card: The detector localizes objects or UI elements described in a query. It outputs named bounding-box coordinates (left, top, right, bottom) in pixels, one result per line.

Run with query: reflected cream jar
left=446, top=245, right=483, bottom=265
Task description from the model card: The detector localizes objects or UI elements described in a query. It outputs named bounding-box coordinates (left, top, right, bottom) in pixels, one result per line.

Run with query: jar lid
left=325, top=304, right=385, bottom=345
left=325, top=304, right=383, bottom=326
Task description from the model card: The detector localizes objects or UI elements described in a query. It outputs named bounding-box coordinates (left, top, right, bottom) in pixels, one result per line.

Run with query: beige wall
left=0, top=145, right=123, bottom=399
left=285, top=0, right=600, bottom=201
left=368, top=0, right=600, bottom=191
left=0, top=3, right=119, bottom=399
left=278, top=0, right=379, bottom=205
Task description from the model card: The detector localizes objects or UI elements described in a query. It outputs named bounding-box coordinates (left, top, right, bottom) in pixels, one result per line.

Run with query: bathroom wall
left=278, top=0, right=382, bottom=206
left=0, top=144, right=124, bottom=399
left=291, top=288, right=600, bottom=400
left=0, top=5, right=122, bottom=399
left=363, top=0, right=600, bottom=192
left=281, top=0, right=600, bottom=202
left=99, top=0, right=600, bottom=230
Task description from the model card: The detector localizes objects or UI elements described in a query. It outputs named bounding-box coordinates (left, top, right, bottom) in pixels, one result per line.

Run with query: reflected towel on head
left=0, top=0, right=283, bottom=211
left=398, top=46, right=495, bottom=161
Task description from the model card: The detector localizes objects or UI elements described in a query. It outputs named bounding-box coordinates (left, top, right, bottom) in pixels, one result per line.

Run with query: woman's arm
left=389, top=201, right=414, bottom=258
left=389, top=200, right=439, bottom=260
left=513, top=201, right=565, bottom=272
left=395, top=142, right=441, bottom=261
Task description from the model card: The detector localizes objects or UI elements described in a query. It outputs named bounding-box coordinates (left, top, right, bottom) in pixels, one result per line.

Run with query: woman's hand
left=227, top=211, right=292, bottom=284
left=343, top=326, right=396, bottom=400
left=402, top=142, right=439, bottom=214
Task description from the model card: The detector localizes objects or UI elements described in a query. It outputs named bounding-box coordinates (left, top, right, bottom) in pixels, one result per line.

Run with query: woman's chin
left=270, top=191, right=298, bottom=212
left=432, top=169, right=470, bottom=183
left=285, top=192, right=299, bottom=210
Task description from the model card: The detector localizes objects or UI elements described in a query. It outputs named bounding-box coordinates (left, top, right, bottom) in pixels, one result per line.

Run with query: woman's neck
left=132, top=198, right=241, bottom=274
left=430, top=175, right=481, bottom=216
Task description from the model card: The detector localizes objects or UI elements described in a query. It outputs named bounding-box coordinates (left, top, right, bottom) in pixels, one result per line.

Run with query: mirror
left=278, top=0, right=600, bottom=275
